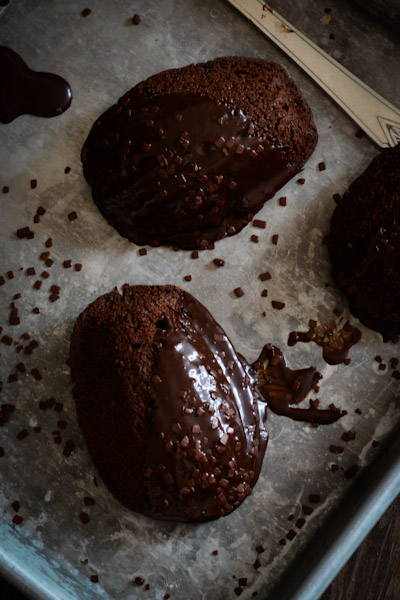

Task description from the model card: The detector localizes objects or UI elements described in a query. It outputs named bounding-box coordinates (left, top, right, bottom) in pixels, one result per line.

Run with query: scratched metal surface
left=0, top=1, right=399, bottom=599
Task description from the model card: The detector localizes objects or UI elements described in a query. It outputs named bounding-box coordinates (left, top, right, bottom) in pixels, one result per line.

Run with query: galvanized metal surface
left=0, top=1, right=399, bottom=599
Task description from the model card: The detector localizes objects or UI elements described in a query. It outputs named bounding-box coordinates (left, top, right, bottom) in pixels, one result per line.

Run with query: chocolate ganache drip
left=0, top=46, right=72, bottom=123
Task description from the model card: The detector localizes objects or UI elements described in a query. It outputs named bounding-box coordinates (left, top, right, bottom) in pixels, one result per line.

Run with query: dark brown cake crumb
left=90, top=575, right=99, bottom=583
left=213, top=258, right=225, bottom=267
left=65, top=166, right=71, bottom=174
left=279, top=538, right=286, bottom=546
left=3, top=186, right=9, bottom=193
left=30, top=179, right=37, bottom=189
left=79, top=512, right=90, bottom=524
left=26, top=267, right=36, bottom=276
left=81, top=8, right=91, bottom=17
left=138, top=248, right=147, bottom=256
left=74, top=264, right=82, bottom=272
left=234, top=287, right=245, bottom=298
left=183, top=275, right=192, bottom=282
left=309, top=494, right=321, bottom=503
left=7, top=270, right=14, bottom=279
left=279, top=196, right=287, bottom=206
left=234, top=586, right=243, bottom=596
left=271, top=301, right=285, bottom=310
left=272, top=234, right=279, bottom=245
left=63, top=260, right=72, bottom=268
left=49, top=293, right=59, bottom=302
left=11, top=500, right=20, bottom=512
left=132, top=13, right=141, bottom=25
left=355, top=128, right=365, bottom=139
left=295, top=518, right=305, bottom=529
left=212, top=550, right=219, bottom=555
left=12, top=515, right=24, bottom=525
left=84, top=496, right=96, bottom=506
left=255, top=545, right=265, bottom=554
left=318, top=161, right=326, bottom=171
left=329, top=444, right=344, bottom=454
left=286, top=529, right=297, bottom=540
left=250, top=234, right=259, bottom=243
left=345, top=464, right=360, bottom=479
left=191, top=251, right=199, bottom=259
left=68, top=211, right=78, bottom=221
left=135, top=576, right=145, bottom=586
left=17, top=429, right=29, bottom=441
left=297, top=178, right=305, bottom=184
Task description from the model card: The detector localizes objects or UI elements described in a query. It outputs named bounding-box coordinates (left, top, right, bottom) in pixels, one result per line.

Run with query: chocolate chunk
left=253, top=219, right=266, bottom=229
left=134, top=576, right=145, bottom=586
left=183, top=275, right=192, bottom=282
left=2, top=186, right=9, bottom=193
left=90, top=575, right=99, bottom=583
left=272, top=234, right=279, bottom=245
left=250, top=234, right=259, bottom=243
left=17, top=429, right=29, bottom=440
left=138, top=248, right=147, bottom=256
left=341, top=430, right=356, bottom=442
left=30, top=179, right=37, bottom=189
left=234, top=587, right=243, bottom=596
left=318, top=161, right=326, bottom=171
left=63, top=260, right=72, bottom=268
left=68, top=211, right=78, bottom=221
left=74, top=264, right=82, bottom=272
left=297, top=178, right=305, bottom=184
left=259, top=272, right=271, bottom=281
left=65, top=166, right=71, bottom=174
left=81, top=8, right=91, bottom=17
left=132, top=13, right=141, bottom=25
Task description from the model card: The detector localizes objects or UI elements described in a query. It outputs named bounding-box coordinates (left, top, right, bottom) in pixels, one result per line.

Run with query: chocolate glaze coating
left=70, top=285, right=268, bottom=522
left=81, top=57, right=317, bottom=249
left=329, top=145, right=400, bottom=341
left=0, top=46, right=72, bottom=123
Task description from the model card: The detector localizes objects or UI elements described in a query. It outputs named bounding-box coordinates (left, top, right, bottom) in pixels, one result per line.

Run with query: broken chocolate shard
left=252, top=345, right=344, bottom=425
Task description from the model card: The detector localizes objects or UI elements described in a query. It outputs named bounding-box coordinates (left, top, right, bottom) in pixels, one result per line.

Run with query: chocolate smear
left=0, top=46, right=72, bottom=123
left=288, top=320, right=361, bottom=365
left=252, top=344, right=345, bottom=424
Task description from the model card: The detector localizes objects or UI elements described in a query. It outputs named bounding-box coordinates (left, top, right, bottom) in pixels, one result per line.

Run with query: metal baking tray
left=1, top=1, right=399, bottom=599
